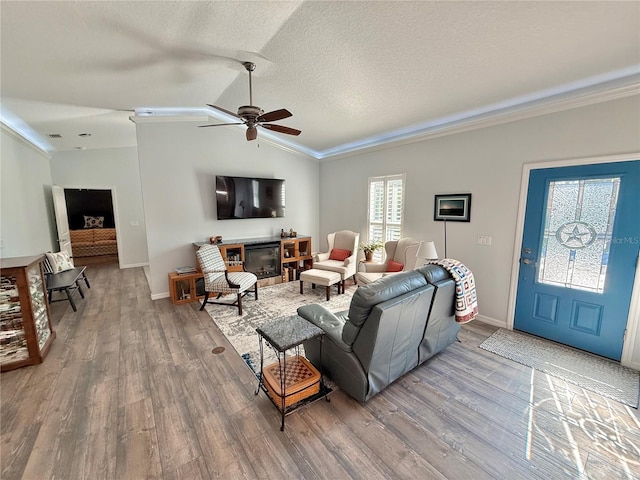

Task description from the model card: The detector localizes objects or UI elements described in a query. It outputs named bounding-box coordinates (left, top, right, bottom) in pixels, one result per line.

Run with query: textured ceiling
left=1, top=1, right=638, bottom=158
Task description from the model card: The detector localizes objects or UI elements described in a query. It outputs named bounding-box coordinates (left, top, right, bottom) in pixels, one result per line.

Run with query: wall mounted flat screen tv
left=216, top=175, right=286, bottom=220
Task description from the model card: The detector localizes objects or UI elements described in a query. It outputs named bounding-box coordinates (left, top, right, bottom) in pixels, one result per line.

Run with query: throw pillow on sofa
left=329, top=248, right=351, bottom=261
left=84, top=215, right=104, bottom=228
left=45, top=251, right=75, bottom=273
left=386, top=260, right=404, bottom=272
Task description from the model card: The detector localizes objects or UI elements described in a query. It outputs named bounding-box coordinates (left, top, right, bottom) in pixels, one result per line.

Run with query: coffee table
left=255, top=314, right=328, bottom=430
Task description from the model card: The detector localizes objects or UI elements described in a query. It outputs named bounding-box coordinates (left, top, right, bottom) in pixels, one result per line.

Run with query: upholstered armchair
left=196, top=244, right=258, bottom=315
left=313, top=230, right=360, bottom=290
left=356, top=237, right=420, bottom=285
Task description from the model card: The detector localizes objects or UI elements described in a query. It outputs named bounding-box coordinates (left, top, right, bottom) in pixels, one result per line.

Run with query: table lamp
left=416, top=241, right=439, bottom=265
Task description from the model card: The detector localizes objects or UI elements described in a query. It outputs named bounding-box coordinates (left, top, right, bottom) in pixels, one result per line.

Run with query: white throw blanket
left=426, top=259, right=478, bottom=323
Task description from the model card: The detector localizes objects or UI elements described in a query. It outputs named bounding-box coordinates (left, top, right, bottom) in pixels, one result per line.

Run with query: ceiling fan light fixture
left=246, top=126, right=257, bottom=141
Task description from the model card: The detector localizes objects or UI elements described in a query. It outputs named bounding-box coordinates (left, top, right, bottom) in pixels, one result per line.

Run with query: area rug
left=480, top=328, right=640, bottom=408
left=203, top=281, right=356, bottom=371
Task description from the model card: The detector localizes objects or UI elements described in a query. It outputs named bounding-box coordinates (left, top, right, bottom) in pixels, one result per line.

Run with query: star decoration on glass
left=555, top=221, right=598, bottom=249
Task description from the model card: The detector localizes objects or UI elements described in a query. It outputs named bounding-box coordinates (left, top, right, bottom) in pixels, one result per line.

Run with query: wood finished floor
left=2, top=263, right=639, bottom=479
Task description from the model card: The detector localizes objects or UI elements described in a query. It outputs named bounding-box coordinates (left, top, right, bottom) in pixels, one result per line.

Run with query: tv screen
left=216, top=175, right=286, bottom=220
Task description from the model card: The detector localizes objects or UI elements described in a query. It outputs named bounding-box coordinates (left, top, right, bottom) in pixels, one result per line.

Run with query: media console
left=169, top=236, right=313, bottom=305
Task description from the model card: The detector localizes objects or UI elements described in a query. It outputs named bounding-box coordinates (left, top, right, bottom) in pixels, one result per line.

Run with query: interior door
left=514, top=161, right=640, bottom=360
left=52, top=185, right=73, bottom=257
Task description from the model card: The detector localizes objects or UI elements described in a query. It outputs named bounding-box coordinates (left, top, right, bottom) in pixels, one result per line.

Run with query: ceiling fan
left=200, top=62, right=301, bottom=141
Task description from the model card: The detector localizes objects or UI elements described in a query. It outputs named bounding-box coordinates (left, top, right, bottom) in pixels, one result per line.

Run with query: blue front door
left=514, top=161, right=640, bottom=360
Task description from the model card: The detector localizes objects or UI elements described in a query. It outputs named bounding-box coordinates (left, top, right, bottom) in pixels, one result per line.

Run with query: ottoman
left=299, top=269, right=342, bottom=300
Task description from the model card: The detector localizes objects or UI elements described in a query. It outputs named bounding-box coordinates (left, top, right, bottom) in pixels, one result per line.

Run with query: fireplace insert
left=244, top=242, right=281, bottom=279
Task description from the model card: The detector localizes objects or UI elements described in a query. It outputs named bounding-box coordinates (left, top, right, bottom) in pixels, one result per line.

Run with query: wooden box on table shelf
left=262, top=355, right=320, bottom=409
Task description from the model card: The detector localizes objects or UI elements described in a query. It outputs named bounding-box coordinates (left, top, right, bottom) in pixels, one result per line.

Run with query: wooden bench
left=42, top=258, right=91, bottom=312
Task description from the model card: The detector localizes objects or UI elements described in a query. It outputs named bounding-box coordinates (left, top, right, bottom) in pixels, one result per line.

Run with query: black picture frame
left=434, top=193, right=472, bottom=222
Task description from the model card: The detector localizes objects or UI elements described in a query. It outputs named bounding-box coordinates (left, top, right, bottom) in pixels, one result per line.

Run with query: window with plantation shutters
left=367, top=174, right=405, bottom=262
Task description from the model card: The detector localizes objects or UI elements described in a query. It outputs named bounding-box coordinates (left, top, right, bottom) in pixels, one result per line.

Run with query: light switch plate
left=477, top=235, right=492, bottom=246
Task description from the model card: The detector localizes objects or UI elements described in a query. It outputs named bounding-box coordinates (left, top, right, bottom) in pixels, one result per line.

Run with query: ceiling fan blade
left=261, top=124, right=301, bottom=136
left=198, top=122, right=244, bottom=128
left=257, top=109, right=292, bottom=123
left=206, top=104, right=241, bottom=119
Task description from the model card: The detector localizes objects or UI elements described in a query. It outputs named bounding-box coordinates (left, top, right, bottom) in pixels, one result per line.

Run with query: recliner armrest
left=297, top=305, right=352, bottom=352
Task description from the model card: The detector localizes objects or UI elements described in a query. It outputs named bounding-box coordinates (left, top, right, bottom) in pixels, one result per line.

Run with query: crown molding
left=319, top=82, right=640, bottom=162
left=115, top=78, right=640, bottom=161
left=130, top=113, right=316, bottom=160
left=1, top=122, right=52, bottom=158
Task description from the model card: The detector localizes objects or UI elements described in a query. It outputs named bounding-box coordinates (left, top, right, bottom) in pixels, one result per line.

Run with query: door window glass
left=538, top=177, right=620, bottom=293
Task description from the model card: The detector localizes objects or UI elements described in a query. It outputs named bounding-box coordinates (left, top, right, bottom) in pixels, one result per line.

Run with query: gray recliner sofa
left=297, top=265, right=459, bottom=402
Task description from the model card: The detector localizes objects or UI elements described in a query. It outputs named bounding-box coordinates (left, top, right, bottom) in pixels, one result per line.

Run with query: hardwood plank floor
left=1, top=263, right=639, bottom=479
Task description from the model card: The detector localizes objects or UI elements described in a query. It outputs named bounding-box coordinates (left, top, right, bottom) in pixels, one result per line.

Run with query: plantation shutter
left=367, top=174, right=405, bottom=262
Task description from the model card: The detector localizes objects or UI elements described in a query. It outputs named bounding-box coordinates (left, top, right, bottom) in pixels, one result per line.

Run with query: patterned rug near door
left=203, top=280, right=356, bottom=371
left=480, top=328, right=640, bottom=408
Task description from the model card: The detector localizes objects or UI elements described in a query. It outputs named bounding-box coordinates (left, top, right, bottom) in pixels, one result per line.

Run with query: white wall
left=50, top=146, right=149, bottom=268
left=135, top=121, right=319, bottom=299
left=319, top=96, right=640, bottom=366
left=1, top=127, right=56, bottom=258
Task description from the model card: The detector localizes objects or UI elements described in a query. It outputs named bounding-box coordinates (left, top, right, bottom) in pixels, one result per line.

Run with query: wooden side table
left=255, top=315, right=327, bottom=430
left=168, top=272, right=204, bottom=305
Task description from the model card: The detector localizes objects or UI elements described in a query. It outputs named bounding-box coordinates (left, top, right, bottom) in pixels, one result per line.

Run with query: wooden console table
left=192, top=235, right=313, bottom=283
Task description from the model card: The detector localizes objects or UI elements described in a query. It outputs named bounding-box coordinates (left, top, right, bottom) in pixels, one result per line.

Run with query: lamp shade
left=416, top=241, right=438, bottom=260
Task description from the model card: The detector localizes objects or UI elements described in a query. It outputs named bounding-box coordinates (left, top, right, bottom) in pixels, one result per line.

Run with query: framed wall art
left=434, top=193, right=472, bottom=222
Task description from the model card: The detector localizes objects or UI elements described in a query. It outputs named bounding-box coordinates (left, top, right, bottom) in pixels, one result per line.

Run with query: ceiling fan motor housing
left=237, top=105, right=264, bottom=120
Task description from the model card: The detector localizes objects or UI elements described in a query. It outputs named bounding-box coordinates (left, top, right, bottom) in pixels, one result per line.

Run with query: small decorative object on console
left=209, top=235, right=223, bottom=244
left=174, top=266, right=197, bottom=275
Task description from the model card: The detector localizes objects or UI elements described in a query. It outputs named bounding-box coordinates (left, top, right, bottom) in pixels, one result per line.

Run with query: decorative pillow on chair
left=386, top=260, right=404, bottom=272
left=329, top=248, right=352, bottom=261
left=45, top=251, right=75, bottom=273
left=84, top=215, right=104, bottom=228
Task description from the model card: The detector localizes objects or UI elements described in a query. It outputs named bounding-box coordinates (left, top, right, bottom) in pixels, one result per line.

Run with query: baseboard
left=475, top=314, right=506, bottom=328
left=151, top=292, right=170, bottom=301
left=627, top=360, right=640, bottom=371
left=120, top=262, right=149, bottom=269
